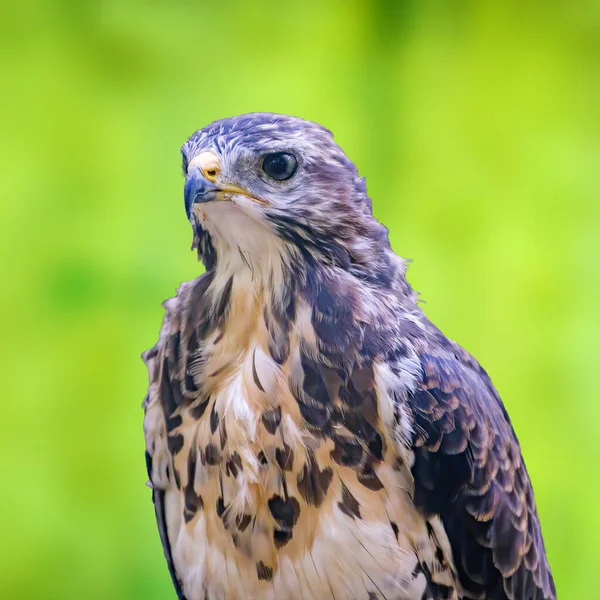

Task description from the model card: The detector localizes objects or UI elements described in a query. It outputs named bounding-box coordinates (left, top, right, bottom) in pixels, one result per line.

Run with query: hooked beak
left=184, top=165, right=222, bottom=218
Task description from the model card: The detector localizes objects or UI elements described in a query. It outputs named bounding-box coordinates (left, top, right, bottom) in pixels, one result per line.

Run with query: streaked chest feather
left=144, top=276, right=456, bottom=600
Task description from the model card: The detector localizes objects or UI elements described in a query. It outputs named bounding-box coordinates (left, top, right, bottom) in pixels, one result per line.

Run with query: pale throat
left=195, top=201, right=292, bottom=309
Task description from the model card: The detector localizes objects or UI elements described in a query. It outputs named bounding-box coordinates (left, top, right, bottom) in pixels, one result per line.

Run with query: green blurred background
left=1, top=1, right=598, bottom=598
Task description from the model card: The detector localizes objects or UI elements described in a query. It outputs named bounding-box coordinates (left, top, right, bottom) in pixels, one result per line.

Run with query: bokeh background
left=1, top=1, right=598, bottom=598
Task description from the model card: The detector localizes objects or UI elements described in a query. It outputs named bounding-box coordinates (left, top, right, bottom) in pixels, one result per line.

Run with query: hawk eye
left=262, top=152, right=297, bottom=181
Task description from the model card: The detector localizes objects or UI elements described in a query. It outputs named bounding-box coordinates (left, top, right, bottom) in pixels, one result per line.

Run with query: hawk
left=142, top=113, right=556, bottom=600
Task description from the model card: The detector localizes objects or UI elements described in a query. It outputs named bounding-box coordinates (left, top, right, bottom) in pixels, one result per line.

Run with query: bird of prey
left=142, top=113, right=556, bottom=600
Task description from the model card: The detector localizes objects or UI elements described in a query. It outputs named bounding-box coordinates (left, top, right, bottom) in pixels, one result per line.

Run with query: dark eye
left=262, top=152, right=297, bottom=181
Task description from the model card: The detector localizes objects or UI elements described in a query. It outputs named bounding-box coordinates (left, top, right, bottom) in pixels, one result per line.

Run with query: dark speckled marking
left=357, top=461, right=384, bottom=491
left=232, top=533, right=241, bottom=551
left=160, top=361, right=179, bottom=416
left=297, top=456, right=333, bottom=507
left=184, top=448, right=203, bottom=523
left=189, top=396, right=209, bottom=420
left=215, top=276, right=233, bottom=323
left=268, top=495, right=300, bottom=529
left=235, top=513, right=252, bottom=532
left=368, top=432, right=383, bottom=461
left=341, top=408, right=383, bottom=458
left=220, top=423, right=228, bottom=450
left=275, top=444, right=294, bottom=471
left=210, top=404, right=219, bottom=433
left=338, top=483, right=361, bottom=519
left=204, top=444, right=220, bottom=465
left=167, top=433, right=184, bottom=456
left=252, top=350, right=265, bottom=392
left=256, top=561, right=273, bottom=581
left=301, top=353, right=331, bottom=405
left=267, top=336, right=289, bottom=365
left=226, top=452, right=242, bottom=477
left=165, top=414, right=182, bottom=433
left=274, top=528, right=293, bottom=548
left=264, top=303, right=291, bottom=365
left=296, top=400, right=330, bottom=433
left=262, top=406, right=282, bottom=435
left=331, top=437, right=363, bottom=467
left=340, top=368, right=371, bottom=407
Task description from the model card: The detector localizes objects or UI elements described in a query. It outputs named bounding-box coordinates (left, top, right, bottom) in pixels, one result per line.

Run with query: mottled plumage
left=142, top=113, right=555, bottom=600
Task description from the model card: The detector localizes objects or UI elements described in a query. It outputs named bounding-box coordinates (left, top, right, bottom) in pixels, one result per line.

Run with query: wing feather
left=145, top=449, right=187, bottom=600
left=407, top=334, right=556, bottom=600
left=142, top=276, right=213, bottom=599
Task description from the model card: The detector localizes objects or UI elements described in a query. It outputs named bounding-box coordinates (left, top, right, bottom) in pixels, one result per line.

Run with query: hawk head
left=181, top=113, right=391, bottom=276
